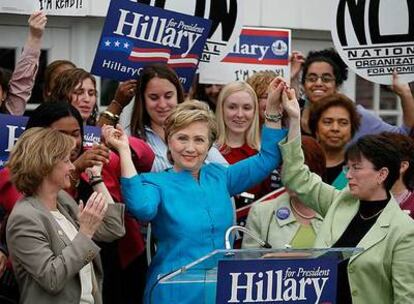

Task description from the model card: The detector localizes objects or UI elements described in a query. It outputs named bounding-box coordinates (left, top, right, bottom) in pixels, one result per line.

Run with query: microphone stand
left=224, top=225, right=272, bottom=251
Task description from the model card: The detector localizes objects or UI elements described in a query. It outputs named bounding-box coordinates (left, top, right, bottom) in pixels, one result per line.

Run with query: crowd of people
left=1, top=10, right=414, bottom=304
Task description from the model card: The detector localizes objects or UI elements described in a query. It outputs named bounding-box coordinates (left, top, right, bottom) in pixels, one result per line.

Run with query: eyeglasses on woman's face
left=304, top=74, right=336, bottom=84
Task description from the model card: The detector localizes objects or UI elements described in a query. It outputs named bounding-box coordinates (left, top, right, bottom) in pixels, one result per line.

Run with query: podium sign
left=216, top=257, right=337, bottom=304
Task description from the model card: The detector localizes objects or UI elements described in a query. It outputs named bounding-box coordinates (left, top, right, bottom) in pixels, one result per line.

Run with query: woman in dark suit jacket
left=6, top=128, right=125, bottom=304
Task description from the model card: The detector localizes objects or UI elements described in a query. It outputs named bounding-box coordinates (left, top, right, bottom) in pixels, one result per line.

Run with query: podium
left=159, top=248, right=362, bottom=304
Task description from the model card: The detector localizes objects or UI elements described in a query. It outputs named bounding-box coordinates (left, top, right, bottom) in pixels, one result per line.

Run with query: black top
left=333, top=194, right=390, bottom=304
left=326, top=161, right=345, bottom=185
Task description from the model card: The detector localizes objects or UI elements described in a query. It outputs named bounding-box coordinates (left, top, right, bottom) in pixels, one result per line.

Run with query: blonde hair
left=7, top=127, right=75, bottom=196
left=216, top=81, right=260, bottom=150
left=165, top=100, right=217, bottom=163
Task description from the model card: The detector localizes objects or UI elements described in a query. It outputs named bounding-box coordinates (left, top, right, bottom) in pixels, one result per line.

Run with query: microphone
left=224, top=225, right=272, bottom=250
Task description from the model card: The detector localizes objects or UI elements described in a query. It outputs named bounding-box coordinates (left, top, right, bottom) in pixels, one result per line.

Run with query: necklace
left=290, top=199, right=315, bottom=219
left=359, top=208, right=385, bottom=221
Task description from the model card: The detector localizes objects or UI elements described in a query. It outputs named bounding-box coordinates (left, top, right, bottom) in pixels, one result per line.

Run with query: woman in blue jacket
left=103, top=77, right=288, bottom=304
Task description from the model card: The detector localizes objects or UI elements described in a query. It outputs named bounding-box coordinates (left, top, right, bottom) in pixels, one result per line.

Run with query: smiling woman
left=280, top=84, right=414, bottom=304
left=215, top=81, right=272, bottom=223
left=103, top=79, right=287, bottom=304
left=47, top=68, right=98, bottom=125
left=300, top=48, right=414, bottom=142
left=5, top=127, right=125, bottom=304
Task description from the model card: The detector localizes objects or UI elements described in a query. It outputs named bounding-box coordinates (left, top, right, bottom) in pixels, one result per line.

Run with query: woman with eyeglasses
left=279, top=79, right=414, bottom=304
left=300, top=48, right=414, bottom=142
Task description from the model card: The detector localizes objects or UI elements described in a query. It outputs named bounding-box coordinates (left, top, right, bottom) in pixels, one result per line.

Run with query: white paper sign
left=0, top=0, right=88, bottom=16
left=331, top=0, right=414, bottom=85
left=199, top=27, right=291, bottom=85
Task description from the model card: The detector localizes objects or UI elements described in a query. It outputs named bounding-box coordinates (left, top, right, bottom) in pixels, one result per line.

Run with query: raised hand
left=28, top=11, right=47, bottom=41
left=391, top=71, right=411, bottom=98
left=266, top=76, right=287, bottom=114
left=102, top=124, right=129, bottom=152
left=73, top=144, right=110, bottom=174
left=78, top=192, right=108, bottom=238
left=282, top=87, right=300, bottom=120
left=114, top=80, right=138, bottom=108
left=290, top=51, right=305, bottom=81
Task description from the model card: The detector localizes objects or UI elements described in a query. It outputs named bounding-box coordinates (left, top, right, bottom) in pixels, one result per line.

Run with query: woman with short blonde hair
left=102, top=77, right=288, bottom=304
left=8, top=127, right=75, bottom=196
left=165, top=100, right=218, bottom=148
left=6, top=127, right=125, bottom=304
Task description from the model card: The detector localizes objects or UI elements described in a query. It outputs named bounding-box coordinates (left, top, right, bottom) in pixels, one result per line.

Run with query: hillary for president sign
left=0, top=114, right=28, bottom=169
left=130, top=0, right=244, bottom=65
left=0, top=114, right=101, bottom=169
left=91, top=0, right=212, bottom=91
left=199, top=27, right=291, bottom=85
left=216, top=257, right=337, bottom=304
left=332, top=0, right=414, bottom=85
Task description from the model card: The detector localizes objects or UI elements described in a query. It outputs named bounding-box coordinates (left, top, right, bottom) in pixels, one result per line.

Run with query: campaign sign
left=0, top=114, right=101, bottom=168
left=91, top=0, right=212, bottom=91
left=0, top=114, right=28, bottom=169
left=130, top=0, right=244, bottom=64
left=200, top=27, right=291, bottom=85
left=332, top=0, right=414, bottom=85
left=0, top=0, right=88, bottom=16
left=84, top=125, right=101, bottom=147
left=216, top=257, right=337, bottom=304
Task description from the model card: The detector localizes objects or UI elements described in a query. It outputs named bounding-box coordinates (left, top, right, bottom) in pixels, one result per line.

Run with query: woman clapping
left=6, top=128, right=125, bottom=304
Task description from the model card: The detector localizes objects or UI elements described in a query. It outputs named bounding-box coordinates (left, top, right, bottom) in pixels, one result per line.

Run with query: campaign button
left=276, top=207, right=290, bottom=220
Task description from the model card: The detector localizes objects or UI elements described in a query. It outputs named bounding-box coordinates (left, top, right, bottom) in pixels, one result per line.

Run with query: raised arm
left=103, top=124, right=161, bottom=221
left=103, top=124, right=137, bottom=178
left=5, top=11, right=47, bottom=115
left=392, top=72, right=414, bottom=128
left=97, top=80, right=137, bottom=127
left=289, top=50, right=305, bottom=95
left=280, top=87, right=340, bottom=216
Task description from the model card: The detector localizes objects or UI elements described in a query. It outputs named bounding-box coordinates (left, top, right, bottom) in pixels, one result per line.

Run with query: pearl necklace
left=290, top=199, right=315, bottom=219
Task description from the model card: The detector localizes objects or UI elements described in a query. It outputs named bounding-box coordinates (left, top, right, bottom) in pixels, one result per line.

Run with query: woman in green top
left=242, top=136, right=326, bottom=249
left=280, top=80, right=414, bottom=304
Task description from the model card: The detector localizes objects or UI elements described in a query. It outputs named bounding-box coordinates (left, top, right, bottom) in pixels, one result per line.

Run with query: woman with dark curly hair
left=308, top=93, right=361, bottom=189
left=300, top=48, right=414, bottom=142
